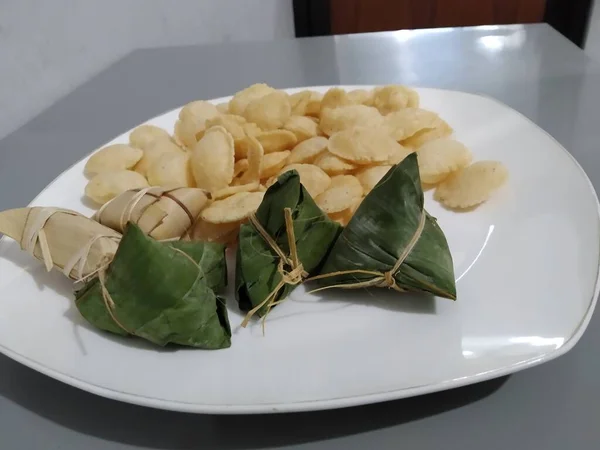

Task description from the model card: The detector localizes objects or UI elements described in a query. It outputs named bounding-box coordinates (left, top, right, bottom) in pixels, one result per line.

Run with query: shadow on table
left=0, top=355, right=508, bottom=449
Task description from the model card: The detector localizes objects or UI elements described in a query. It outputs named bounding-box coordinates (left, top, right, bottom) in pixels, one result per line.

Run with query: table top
left=1, top=23, right=599, bottom=449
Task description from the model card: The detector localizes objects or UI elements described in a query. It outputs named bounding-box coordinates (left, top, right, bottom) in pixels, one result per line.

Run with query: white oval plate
left=0, top=86, right=598, bottom=414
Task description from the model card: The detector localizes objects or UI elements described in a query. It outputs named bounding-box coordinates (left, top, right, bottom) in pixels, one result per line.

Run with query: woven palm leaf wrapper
left=235, top=170, right=342, bottom=327
left=93, top=187, right=209, bottom=240
left=75, top=223, right=231, bottom=349
left=313, top=154, right=456, bottom=299
left=0, top=207, right=121, bottom=280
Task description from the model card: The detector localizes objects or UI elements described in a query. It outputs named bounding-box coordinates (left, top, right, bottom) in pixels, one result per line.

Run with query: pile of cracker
left=83, top=84, right=508, bottom=238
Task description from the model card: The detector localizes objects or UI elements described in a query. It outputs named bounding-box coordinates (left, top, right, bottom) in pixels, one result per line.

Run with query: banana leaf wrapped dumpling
left=235, top=170, right=342, bottom=322
left=75, top=223, right=231, bottom=349
left=314, top=154, right=456, bottom=299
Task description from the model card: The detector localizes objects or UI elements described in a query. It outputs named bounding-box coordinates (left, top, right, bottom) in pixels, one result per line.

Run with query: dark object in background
left=544, top=0, right=593, bottom=48
left=294, top=0, right=593, bottom=48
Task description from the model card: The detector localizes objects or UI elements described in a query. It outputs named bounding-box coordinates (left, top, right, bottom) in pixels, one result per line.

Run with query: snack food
left=190, top=126, right=235, bottom=192
left=85, top=144, right=143, bottom=175
left=85, top=170, right=149, bottom=205
left=417, top=138, right=472, bottom=185
left=328, top=127, right=399, bottom=164
left=235, top=171, right=341, bottom=322
left=0, top=84, right=515, bottom=348
left=314, top=154, right=456, bottom=299
left=434, top=161, right=508, bottom=208
left=81, top=84, right=507, bottom=226
left=75, top=224, right=231, bottom=348
left=0, top=207, right=121, bottom=280
left=94, top=187, right=208, bottom=240
left=129, top=125, right=171, bottom=149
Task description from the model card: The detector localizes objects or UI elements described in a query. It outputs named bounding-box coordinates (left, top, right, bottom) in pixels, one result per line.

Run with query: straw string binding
left=241, top=208, right=307, bottom=333
left=308, top=210, right=427, bottom=292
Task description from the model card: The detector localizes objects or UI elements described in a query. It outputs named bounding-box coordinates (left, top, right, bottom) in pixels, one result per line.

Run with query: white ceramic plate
left=0, top=86, right=598, bottom=414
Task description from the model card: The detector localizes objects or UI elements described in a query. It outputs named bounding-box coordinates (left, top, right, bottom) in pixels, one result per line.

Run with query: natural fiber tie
left=95, top=187, right=163, bottom=231
left=96, top=262, right=134, bottom=335
left=21, top=207, right=120, bottom=280
left=92, top=244, right=205, bottom=336
left=241, top=207, right=308, bottom=331
left=309, top=210, right=426, bottom=292
left=95, top=187, right=196, bottom=237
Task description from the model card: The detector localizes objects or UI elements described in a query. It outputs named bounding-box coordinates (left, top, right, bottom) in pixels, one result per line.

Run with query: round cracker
left=134, top=138, right=183, bottom=177
left=85, top=144, right=143, bottom=175
left=284, top=115, right=319, bottom=142
left=85, top=170, right=149, bottom=206
left=173, top=119, right=188, bottom=148
left=290, top=90, right=322, bottom=117
left=238, top=135, right=264, bottom=184
left=434, top=161, right=508, bottom=209
left=328, top=195, right=362, bottom=226
left=355, top=165, right=392, bottom=193
left=129, top=125, right=171, bottom=149
left=201, top=191, right=265, bottom=224
left=176, top=101, right=220, bottom=148
left=243, top=90, right=291, bottom=130
left=315, top=175, right=363, bottom=213
left=179, top=100, right=220, bottom=123
left=372, top=85, right=418, bottom=115
left=402, top=117, right=453, bottom=148
left=256, top=129, right=297, bottom=154
left=406, top=88, right=420, bottom=108
left=190, top=126, right=235, bottom=192
left=385, top=108, right=440, bottom=141
left=243, top=122, right=262, bottom=137
left=260, top=151, right=291, bottom=179
left=314, top=151, right=357, bottom=175
left=235, top=124, right=264, bottom=159
left=289, top=91, right=311, bottom=116
left=288, top=136, right=329, bottom=164
left=328, top=127, right=399, bottom=165
left=319, top=105, right=384, bottom=137
left=387, top=144, right=414, bottom=165
left=229, top=83, right=276, bottom=116
left=417, top=139, right=472, bottom=184
left=234, top=159, right=249, bottom=178
left=278, top=164, right=331, bottom=198
left=215, top=103, right=230, bottom=114
left=212, top=182, right=261, bottom=200
left=174, top=117, right=202, bottom=149
left=328, top=210, right=351, bottom=227
left=304, top=91, right=323, bottom=117
left=147, top=151, right=194, bottom=188
left=347, top=89, right=374, bottom=106
left=320, top=87, right=353, bottom=113
left=205, top=115, right=246, bottom=140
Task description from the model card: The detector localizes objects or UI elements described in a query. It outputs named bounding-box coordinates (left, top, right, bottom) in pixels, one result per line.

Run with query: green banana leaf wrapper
left=75, top=223, right=231, bottom=349
left=235, top=170, right=342, bottom=317
left=316, top=154, right=456, bottom=299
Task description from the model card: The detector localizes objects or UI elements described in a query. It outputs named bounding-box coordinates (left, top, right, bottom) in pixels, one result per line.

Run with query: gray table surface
left=1, top=23, right=599, bottom=449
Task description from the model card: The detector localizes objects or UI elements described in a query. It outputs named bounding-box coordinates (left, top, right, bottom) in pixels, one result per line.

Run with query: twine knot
left=21, top=207, right=120, bottom=280
left=241, top=208, right=307, bottom=331
left=278, top=260, right=306, bottom=286
left=308, top=210, right=427, bottom=293
left=382, top=269, right=396, bottom=288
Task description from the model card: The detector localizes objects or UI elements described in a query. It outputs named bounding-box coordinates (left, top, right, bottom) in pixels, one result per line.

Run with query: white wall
left=585, top=0, right=600, bottom=59
left=0, top=0, right=294, bottom=139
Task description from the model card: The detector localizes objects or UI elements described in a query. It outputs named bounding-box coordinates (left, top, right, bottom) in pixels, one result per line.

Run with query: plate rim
left=1, top=85, right=599, bottom=414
